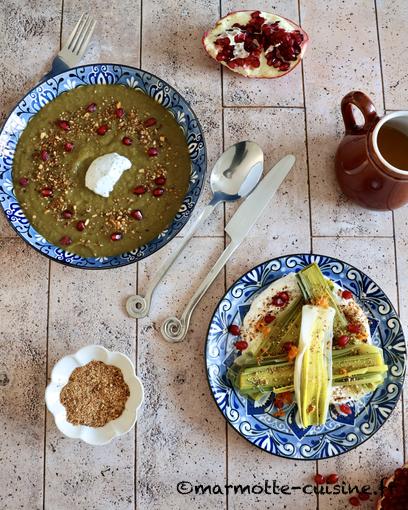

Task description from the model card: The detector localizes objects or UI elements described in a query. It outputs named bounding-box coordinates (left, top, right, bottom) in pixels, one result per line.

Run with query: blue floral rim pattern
left=0, top=64, right=206, bottom=268
left=205, top=253, right=406, bottom=460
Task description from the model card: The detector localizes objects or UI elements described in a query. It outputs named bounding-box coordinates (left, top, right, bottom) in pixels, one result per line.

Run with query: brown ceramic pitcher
left=335, top=91, right=408, bottom=210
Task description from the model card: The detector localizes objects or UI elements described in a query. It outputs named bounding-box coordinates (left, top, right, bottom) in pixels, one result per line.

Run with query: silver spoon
left=126, top=140, right=264, bottom=319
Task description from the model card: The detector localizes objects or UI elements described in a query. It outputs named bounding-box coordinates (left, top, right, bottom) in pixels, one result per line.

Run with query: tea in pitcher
left=377, top=123, right=408, bottom=171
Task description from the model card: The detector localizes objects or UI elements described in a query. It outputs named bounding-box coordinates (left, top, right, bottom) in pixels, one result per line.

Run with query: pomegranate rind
left=202, top=10, right=309, bottom=79
left=376, top=463, right=408, bottom=509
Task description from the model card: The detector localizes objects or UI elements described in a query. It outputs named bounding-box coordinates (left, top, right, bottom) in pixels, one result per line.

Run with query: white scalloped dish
left=45, top=345, right=144, bottom=445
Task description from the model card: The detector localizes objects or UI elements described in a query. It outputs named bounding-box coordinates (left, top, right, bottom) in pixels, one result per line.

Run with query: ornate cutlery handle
left=126, top=202, right=217, bottom=319
left=161, top=241, right=239, bottom=342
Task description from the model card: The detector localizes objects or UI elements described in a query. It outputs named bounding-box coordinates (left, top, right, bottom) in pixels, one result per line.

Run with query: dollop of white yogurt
left=85, top=153, right=132, bottom=198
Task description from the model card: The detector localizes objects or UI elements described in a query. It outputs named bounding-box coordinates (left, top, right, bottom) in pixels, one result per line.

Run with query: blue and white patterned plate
left=205, top=254, right=406, bottom=460
left=0, top=64, right=206, bottom=268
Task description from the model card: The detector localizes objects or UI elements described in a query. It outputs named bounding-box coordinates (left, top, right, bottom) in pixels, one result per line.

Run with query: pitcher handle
left=341, top=91, right=379, bottom=135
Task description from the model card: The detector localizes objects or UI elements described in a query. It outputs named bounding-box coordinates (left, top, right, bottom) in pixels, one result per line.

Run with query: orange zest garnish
left=315, top=295, right=329, bottom=307
left=287, top=344, right=299, bottom=361
left=273, top=409, right=285, bottom=418
left=280, top=391, right=293, bottom=404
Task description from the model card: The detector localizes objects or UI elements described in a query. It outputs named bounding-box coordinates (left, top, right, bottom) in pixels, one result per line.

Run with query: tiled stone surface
left=142, top=0, right=224, bottom=237
left=313, top=236, right=403, bottom=510
left=137, top=237, right=226, bottom=509
left=301, top=0, right=393, bottom=237
left=377, top=1, right=408, bottom=110
left=0, top=0, right=62, bottom=238
left=221, top=1, right=304, bottom=107
left=223, top=107, right=310, bottom=238
left=0, top=238, right=48, bottom=509
left=44, top=263, right=136, bottom=510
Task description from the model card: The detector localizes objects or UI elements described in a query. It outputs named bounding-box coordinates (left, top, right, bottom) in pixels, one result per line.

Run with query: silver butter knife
left=160, top=154, right=296, bottom=342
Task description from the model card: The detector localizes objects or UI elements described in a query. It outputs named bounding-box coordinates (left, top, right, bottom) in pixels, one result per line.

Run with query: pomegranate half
left=376, top=464, right=408, bottom=510
left=202, top=10, right=309, bottom=78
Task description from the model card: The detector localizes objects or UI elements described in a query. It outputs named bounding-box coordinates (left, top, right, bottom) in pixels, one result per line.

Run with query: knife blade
left=226, top=154, right=296, bottom=241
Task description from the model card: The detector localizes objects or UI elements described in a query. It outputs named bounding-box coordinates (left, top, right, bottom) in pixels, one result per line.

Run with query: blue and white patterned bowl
left=206, top=254, right=406, bottom=460
left=0, top=64, right=206, bottom=268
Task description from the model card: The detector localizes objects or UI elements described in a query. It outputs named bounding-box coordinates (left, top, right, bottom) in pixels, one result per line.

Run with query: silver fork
left=43, top=13, right=96, bottom=80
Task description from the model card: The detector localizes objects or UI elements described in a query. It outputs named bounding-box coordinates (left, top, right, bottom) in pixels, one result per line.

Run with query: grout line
left=312, top=234, right=394, bottom=239
left=223, top=104, right=305, bottom=110
left=42, top=260, right=52, bottom=510
left=374, top=0, right=406, bottom=462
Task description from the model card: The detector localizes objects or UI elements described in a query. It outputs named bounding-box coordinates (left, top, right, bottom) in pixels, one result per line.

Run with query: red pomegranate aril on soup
left=349, top=496, right=360, bottom=507
left=283, top=341, right=294, bottom=353
left=60, top=235, right=72, bottom=246
left=41, top=187, right=53, bottom=197
left=122, top=136, right=133, bottom=146
left=347, top=323, right=361, bottom=334
left=314, top=474, right=326, bottom=485
left=264, top=314, right=275, bottom=324
left=148, top=147, right=159, bottom=157
left=57, top=120, right=70, bottom=131
left=64, top=142, right=74, bottom=152
left=143, top=117, right=157, bottom=127
left=337, top=335, right=349, bottom=347
left=339, top=403, right=352, bottom=415
left=111, top=232, right=122, bottom=241
left=272, top=291, right=289, bottom=307
left=152, top=187, right=164, bottom=197
left=86, top=102, right=97, bottom=112
left=115, top=107, right=125, bottom=118
left=19, top=177, right=29, bottom=187
left=235, top=340, right=248, bottom=351
left=133, top=185, right=146, bottom=195
left=342, top=290, right=353, bottom=299
left=96, top=124, right=109, bottom=136
left=358, top=492, right=370, bottom=501
left=41, top=150, right=49, bottom=161
left=76, top=220, right=86, bottom=232
left=62, top=209, right=73, bottom=219
left=154, top=176, right=166, bottom=185
left=130, top=209, right=143, bottom=221
left=228, top=324, right=240, bottom=336
left=326, top=473, right=339, bottom=484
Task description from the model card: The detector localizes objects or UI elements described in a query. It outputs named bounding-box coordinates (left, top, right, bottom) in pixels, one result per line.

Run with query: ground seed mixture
left=60, top=360, right=130, bottom=427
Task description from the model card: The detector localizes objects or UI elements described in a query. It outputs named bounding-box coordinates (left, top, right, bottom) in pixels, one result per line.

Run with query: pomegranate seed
left=57, top=120, right=70, bottom=131
left=111, top=232, right=122, bottom=241
left=147, top=147, right=159, bottom=157
left=272, top=291, right=289, bottom=307
left=64, top=142, right=74, bottom=152
left=234, top=340, right=248, bottom=351
left=41, top=187, right=53, bottom=197
left=154, top=176, right=166, bottom=185
left=358, top=492, right=370, bottom=501
left=86, top=103, right=97, bottom=112
left=326, top=473, right=339, bottom=484
left=349, top=496, right=360, bottom=507
left=62, top=209, right=73, bottom=219
left=342, top=290, right=353, bottom=299
left=115, top=107, right=125, bottom=118
left=337, top=335, right=349, bottom=348
left=283, top=341, right=294, bottom=353
left=152, top=187, right=164, bottom=197
left=348, top=323, right=361, bottom=334
left=143, top=117, right=157, bottom=127
left=41, top=150, right=49, bottom=161
left=264, top=314, right=275, bottom=324
left=19, top=177, right=29, bottom=187
left=96, top=124, right=109, bottom=136
left=130, top=209, right=143, bottom=221
left=279, top=62, right=290, bottom=72
left=133, top=186, right=146, bottom=195
left=228, top=324, right=240, bottom=336
left=314, top=474, right=326, bottom=485
left=122, top=136, right=133, bottom=146
left=76, top=220, right=86, bottom=232
left=339, top=403, right=352, bottom=415
left=60, top=236, right=72, bottom=246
